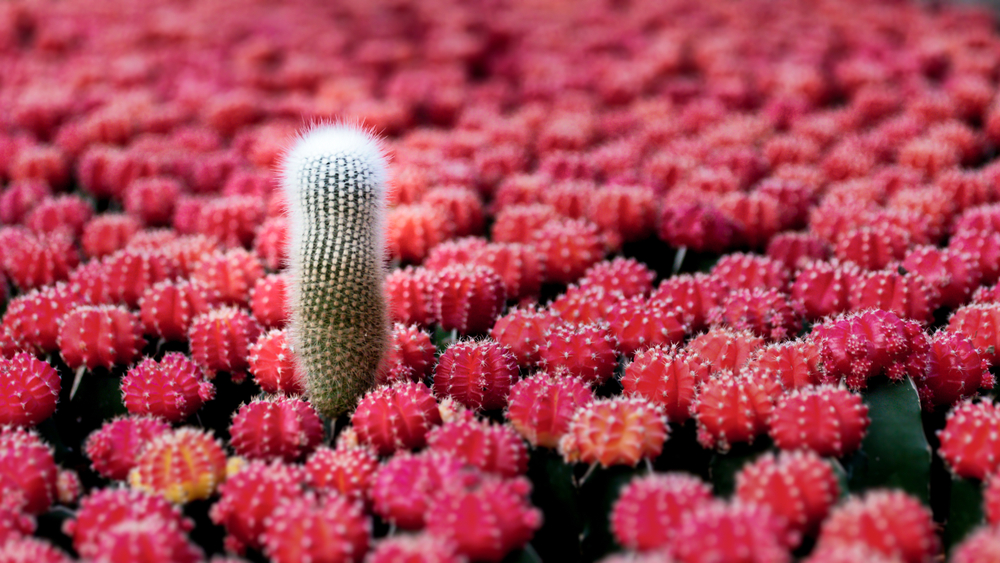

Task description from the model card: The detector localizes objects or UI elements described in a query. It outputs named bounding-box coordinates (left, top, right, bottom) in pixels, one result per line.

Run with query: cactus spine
left=281, top=123, right=389, bottom=419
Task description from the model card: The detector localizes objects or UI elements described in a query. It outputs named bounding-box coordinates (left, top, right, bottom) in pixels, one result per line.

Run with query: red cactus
left=0, top=537, right=74, bottom=563
left=585, top=184, right=658, bottom=244
left=0, top=180, right=50, bottom=225
left=811, top=309, right=931, bottom=390
left=560, top=396, right=668, bottom=467
left=425, top=473, right=542, bottom=563
left=0, top=428, right=58, bottom=514
left=122, top=354, right=214, bottom=422
left=250, top=273, right=288, bottom=329
left=352, top=381, right=442, bottom=456
left=833, top=225, right=912, bottom=271
left=191, top=248, right=264, bottom=307
left=606, top=295, right=689, bottom=356
left=949, top=231, right=1000, bottom=285
left=25, top=194, right=92, bottom=237
left=710, top=253, right=790, bottom=292
left=209, top=460, right=304, bottom=554
left=471, top=242, right=546, bottom=301
left=938, top=400, right=1000, bottom=480
left=491, top=204, right=559, bottom=245
left=610, top=472, right=713, bottom=553
left=847, top=270, right=939, bottom=325
left=621, top=346, right=708, bottom=423
left=672, top=501, right=791, bottom=563
left=230, top=397, right=323, bottom=463
left=423, top=237, right=490, bottom=271
left=506, top=373, right=593, bottom=449
left=579, top=257, right=656, bottom=299
left=717, top=191, right=786, bottom=250
left=0, top=353, right=60, bottom=428
left=102, top=248, right=182, bottom=308
left=139, top=279, right=221, bottom=342
left=951, top=526, right=1000, bottom=563
left=735, top=450, right=840, bottom=545
left=765, top=232, right=831, bottom=273
left=549, top=284, right=624, bottom=326
left=386, top=204, right=456, bottom=264
left=434, top=339, right=519, bottom=411
left=687, top=327, right=765, bottom=376
left=195, top=195, right=265, bottom=249
left=81, top=214, right=141, bottom=259
left=814, top=490, right=939, bottom=563
left=540, top=322, right=619, bottom=386
left=948, top=303, right=1000, bottom=365
left=533, top=218, right=605, bottom=285
left=710, top=287, right=803, bottom=342
left=91, top=516, right=204, bottom=563
left=366, top=534, right=464, bottom=563
left=248, top=329, right=302, bottom=395
left=261, top=493, right=370, bottom=563
left=693, top=373, right=774, bottom=451
left=124, top=177, right=183, bottom=227
left=188, top=306, right=261, bottom=381
left=432, top=265, right=506, bottom=334
left=0, top=283, right=81, bottom=354
left=422, top=186, right=485, bottom=237
left=649, top=273, right=723, bottom=332
left=253, top=217, right=289, bottom=271
left=427, top=417, right=528, bottom=477
left=380, top=323, right=435, bottom=383
left=656, top=202, right=736, bottom=253
left=385, top=266, right=438, bottom=327
left=2, top=230, right=79, bottom=291
left=304, top=444, right=378, bottom=502
left=769, top=385, right=869, bottom=458
left=745, top=339, right=823, bottom=391
left=902, top=245, right=982, bottom=309
left=128, top=427, right=228, bottom=504
left=58, top=304, right=144, bottom=371
left=370, top=450, right=465, bottom=529
left=490, top=306, right=558, bottom=368
left=791, top=260, right=856, bottom=320
left=63, top=488, right=192, bottom=559
left=917, top=331, right=994, bottom=410
left=85, top=416, right=171, bottom=481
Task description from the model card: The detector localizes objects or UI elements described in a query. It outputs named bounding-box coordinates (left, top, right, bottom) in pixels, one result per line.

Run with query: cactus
left=281, top=123, right=390, bottom=419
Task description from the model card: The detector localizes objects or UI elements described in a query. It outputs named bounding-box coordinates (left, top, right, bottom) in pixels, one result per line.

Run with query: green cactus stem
left=281, top=123, right=389, bottom=419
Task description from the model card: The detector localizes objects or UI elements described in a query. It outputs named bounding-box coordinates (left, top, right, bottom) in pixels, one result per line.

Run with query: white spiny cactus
left=281, top=123, right=389, bottom=419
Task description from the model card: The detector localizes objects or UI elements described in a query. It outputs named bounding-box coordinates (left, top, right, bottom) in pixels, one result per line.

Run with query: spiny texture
left=229, top=396, right=323, bottom=463
left=693, top=374, right=774, bottom=452
left=434, top=340, right=519, bottom=411
left=370, top=451, right=465, bottom=530
left=248, top=329, right=303, bottom=395
left=0, top=428, right=58, bottom=514
left=539, top=322, right=619, bottom=386
left=951, top=526, right=1000, bottom=563
left=0, top=537, right=74, bottom=563
left=814, top=490, right=939, bottom=563
left=948, top=303, right=1000, bottom=365
left=432, top=264, right=506, bottom=334
left=128, top=427, right=227, bottom=504
left=90, top=517, right=204, bottom=563
left=917, top=331, right=993, bottom=410
left=491, top=307, right=560, bottom=369
left=188, top=306, right=261, bottom=381
left=744, top=339, right=823, bottom=391
left=0, top=353, right=60, bottom=427
left=425, top=473, right=542, bottom=563
left=379, top=323, right=435, bottom=383
left=138, top=280, right=221, bottom=342
left=58, top=304, right=144, bottom=371
left=304, top=444, right=378, bottom=502
left=610, top=472, right=714, bottom=553
left=351, top=381, right=442, bottom=456
left=607, top=295, right=689, bottom=356
left=559, top=396, right=668, bottom=467
left=686, top=328, right=765, bottom=377
left=85, top=416, right=171, bottom=481
left=506, top=373, right=594, bottom=449
left=672, top=501, right=791, bottom=563
left=282, top=123, right=390, bottom=419
left=427, top=417, right=528, bottom=478
left=261, top=493, right=370, bottom=563
left=709, top=288, right=803, bottom=342
left=621, top=346, right=707, bottom=423
left=811, top=309, right=930, bottom=390
left=769, top=385, right=869, bottom=458
left=735, top=450, right=840, bottom=545
left=209, top=460, right=305, bottom=555
left=366, top=534, right=465, bottom=563
left=121, top=354, right=215, bottom=422
left=937, top=400, right=1000, bottom=480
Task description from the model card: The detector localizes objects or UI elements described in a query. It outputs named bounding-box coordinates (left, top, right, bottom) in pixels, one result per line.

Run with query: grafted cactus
left=281, top=123, right=389, bottom=419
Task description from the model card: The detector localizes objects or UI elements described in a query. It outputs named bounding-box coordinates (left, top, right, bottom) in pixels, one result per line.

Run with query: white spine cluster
left=281, top=123, right=389, bottom=419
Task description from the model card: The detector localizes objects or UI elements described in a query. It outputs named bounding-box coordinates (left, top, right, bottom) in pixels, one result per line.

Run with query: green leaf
left=578, top=464, right=641, bottom=562
left=845, top=377, right=932, bottom=505
left=946, top=477, right=984, bottom=553
left=526, top=449, right=584, bottom=563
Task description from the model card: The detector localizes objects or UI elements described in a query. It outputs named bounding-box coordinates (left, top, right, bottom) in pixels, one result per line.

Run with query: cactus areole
left=281, top=123, right=390, bottom=419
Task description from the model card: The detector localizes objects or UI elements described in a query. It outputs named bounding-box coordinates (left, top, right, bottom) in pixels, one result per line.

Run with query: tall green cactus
left=281, top=123, right=389, bottom=419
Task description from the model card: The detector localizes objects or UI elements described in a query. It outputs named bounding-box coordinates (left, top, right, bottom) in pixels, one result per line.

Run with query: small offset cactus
left=281, top=123, right=390, bottom=419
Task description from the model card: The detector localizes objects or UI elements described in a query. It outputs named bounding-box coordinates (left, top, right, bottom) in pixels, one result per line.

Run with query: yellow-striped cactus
left=280, top=123, right=390, bottom=419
